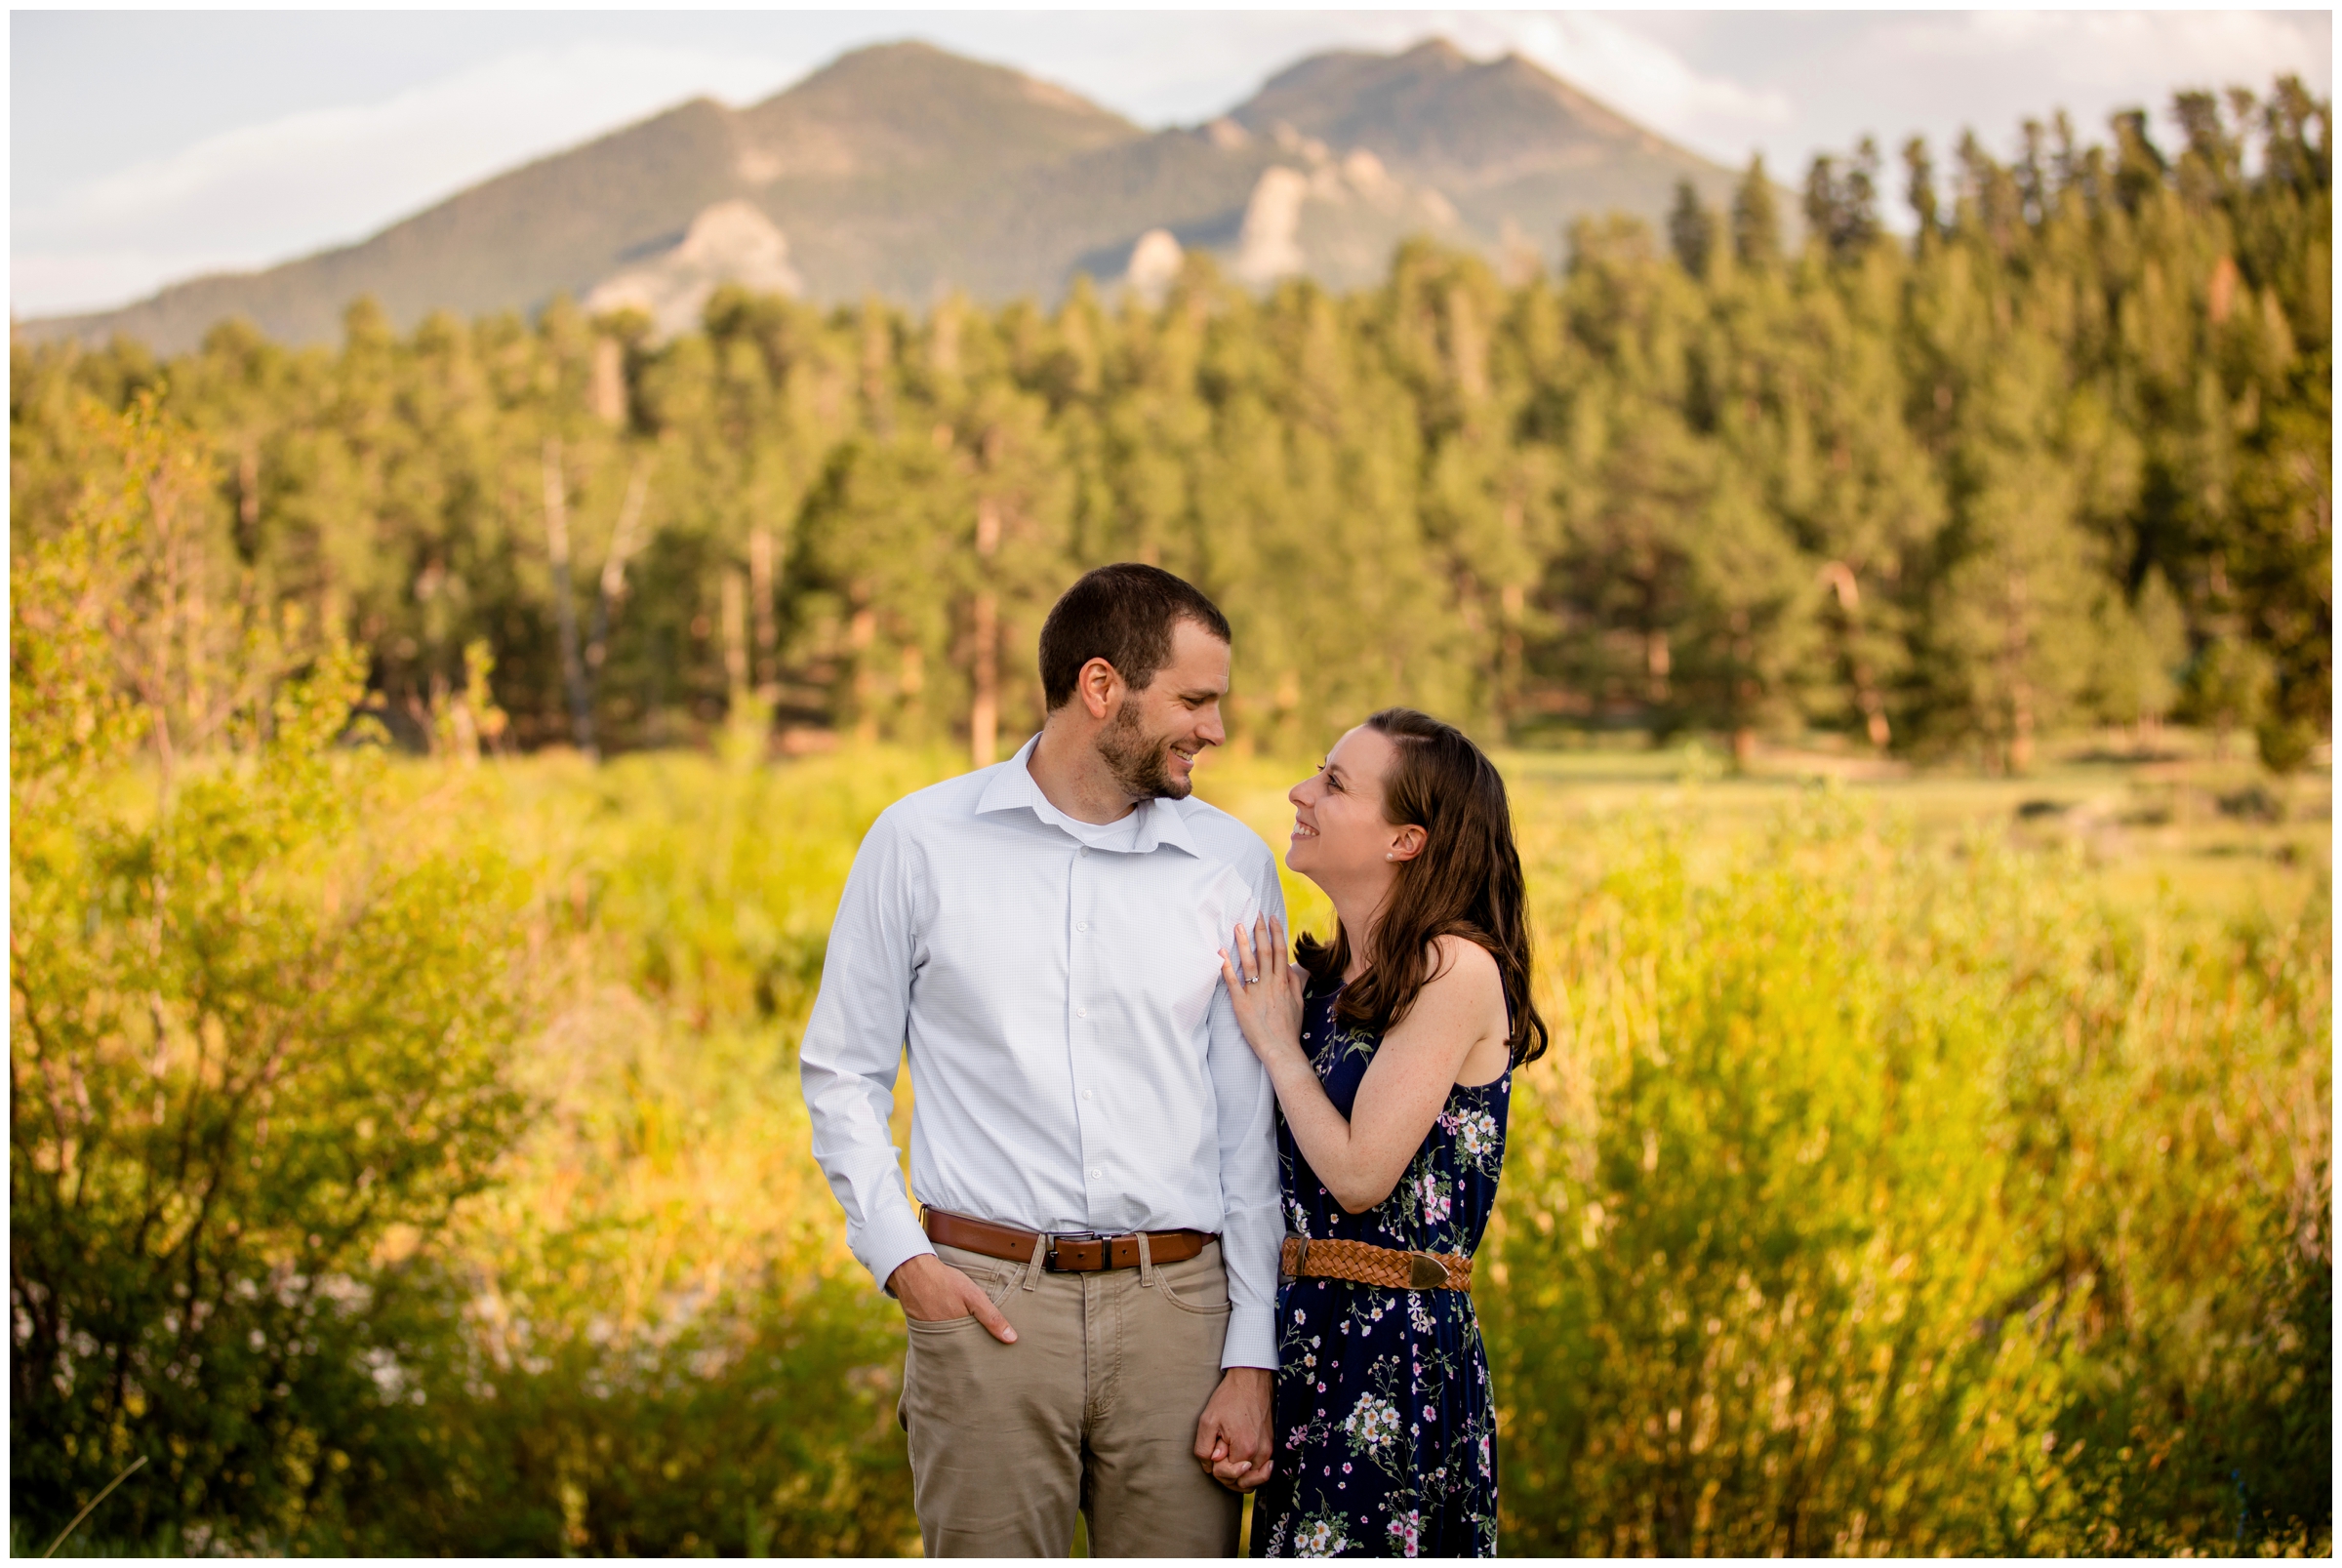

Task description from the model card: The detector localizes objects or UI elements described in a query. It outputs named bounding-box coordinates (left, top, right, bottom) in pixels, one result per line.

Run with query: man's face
left=1095, top=620, right=1231, bottom=800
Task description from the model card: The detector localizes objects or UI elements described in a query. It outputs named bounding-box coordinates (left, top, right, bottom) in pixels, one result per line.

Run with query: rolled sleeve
left=1209, top=854, right=1288, bottom=1370
left=799, top=807, right=934, bottom=1296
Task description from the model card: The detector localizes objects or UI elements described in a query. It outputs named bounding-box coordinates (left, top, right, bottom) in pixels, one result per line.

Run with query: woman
left=1218, top=707, right=1546, bottom=1558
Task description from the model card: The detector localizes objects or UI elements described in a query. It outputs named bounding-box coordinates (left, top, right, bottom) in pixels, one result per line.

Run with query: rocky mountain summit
left=20, top=38, right=1746, bottom=353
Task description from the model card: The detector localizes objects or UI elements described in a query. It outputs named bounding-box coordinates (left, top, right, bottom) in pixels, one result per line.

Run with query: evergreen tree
left=1732, top=153, right=1783, bottom=268
left=8, top=77, right=2326, bottom=771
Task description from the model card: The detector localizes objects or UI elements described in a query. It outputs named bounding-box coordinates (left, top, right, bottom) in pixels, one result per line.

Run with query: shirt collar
left=977, top=733, right=1201, bottom=858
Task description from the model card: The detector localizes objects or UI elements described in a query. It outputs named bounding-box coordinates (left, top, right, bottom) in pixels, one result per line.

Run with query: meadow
left=14, top=676, right=2327, bottom=1554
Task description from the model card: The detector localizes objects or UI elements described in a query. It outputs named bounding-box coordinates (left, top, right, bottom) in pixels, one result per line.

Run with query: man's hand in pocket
left=889, top=1254, right=1018, bottom=1343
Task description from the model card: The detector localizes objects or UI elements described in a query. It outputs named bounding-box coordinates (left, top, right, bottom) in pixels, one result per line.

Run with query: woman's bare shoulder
left=1423, top=934, right=1504, bottom=1000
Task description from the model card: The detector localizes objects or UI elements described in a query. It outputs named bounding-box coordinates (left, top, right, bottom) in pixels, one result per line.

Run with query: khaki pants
left=899, top=1238, right=1245, bottom=1557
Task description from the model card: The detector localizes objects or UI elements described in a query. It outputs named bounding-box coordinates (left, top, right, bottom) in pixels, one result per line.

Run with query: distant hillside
left=18, top=37, right=1756, bottom=354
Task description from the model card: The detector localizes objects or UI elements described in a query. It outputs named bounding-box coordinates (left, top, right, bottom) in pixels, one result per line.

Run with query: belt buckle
left=1406, top=1250, right=1452, bottom=1289
left=1044, top=1230, right=1103, bottom=1272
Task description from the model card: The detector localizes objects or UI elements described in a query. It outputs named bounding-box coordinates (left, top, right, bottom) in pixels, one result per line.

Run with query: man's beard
left=1096, top=701, right=1190, bottom=800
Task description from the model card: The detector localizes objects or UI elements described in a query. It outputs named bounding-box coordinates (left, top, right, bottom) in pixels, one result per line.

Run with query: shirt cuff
left=860, top=1206, right=936, bottom=1300
left=1219, top=1299, right=1279, bottom=1371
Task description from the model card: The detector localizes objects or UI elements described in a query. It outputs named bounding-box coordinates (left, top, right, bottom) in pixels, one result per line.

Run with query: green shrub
left=291, top=746, right=946, bottom=1553
left=1484, top=796, right=2331, bottom=1553
left=10, top=397, right=531, bottom=1550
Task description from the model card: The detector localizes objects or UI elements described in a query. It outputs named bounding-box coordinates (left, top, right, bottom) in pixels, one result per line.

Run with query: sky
left=11, top=9, right=2332, bottom=319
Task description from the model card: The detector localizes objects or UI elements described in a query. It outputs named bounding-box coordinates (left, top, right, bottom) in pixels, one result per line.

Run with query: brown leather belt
left=921, top=1207, right=1213, bottom=1274
left=1280, top=1234, right=1474, bottom=1293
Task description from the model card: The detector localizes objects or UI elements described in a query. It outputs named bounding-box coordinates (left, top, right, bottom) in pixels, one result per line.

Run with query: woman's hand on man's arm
left=1218, top=912, right=1309, bottom=1071
left=1228, top=929, right=1500, bottom=1213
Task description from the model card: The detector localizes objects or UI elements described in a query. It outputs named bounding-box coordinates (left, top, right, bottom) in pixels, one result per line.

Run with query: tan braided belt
left=1280, top=1235, right=1474, bottom=1293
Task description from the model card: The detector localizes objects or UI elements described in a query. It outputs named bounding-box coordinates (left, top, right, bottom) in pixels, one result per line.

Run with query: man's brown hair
left=1038, top=564, right=1232, bottom=711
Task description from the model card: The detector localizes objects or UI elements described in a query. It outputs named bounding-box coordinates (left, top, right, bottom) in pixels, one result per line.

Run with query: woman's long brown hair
left=1294, top=708, right=1549, bottom=1066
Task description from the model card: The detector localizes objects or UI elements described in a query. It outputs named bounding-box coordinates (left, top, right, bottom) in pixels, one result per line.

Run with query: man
left=800, top=563, right=1283, bottom=1556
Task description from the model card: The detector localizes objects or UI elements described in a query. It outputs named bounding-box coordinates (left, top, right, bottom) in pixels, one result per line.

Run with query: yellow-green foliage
left=1486, top=799, right=2329, bottom=1553
left=14, top=730, right=2330, bottom=1554
left=359, top=744, right=959, bottom=1555
left=18, top=356, right=2329, bottom=1561
left=10, top=398, right=532, bottom=1553
left=10, top=411, right=2328, bottom=1556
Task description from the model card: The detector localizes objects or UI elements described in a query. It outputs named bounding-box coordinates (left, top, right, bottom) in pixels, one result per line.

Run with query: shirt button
left=1089, top=1169, right=1102, bottom=1180
left=1075, top=921, right=1088, bottom=932
left=1076, top=1007, right=1088, bottom=1018
left=1078, top=847, right=1089, bottom=858
left=1081, top=1089, right=1094, bottom=1100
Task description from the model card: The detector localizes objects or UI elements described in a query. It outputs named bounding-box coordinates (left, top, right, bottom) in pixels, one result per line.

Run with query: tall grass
left=20, top=744, right=2328, bottom=1553
left=1486, top=795, right=2329, bottom=1553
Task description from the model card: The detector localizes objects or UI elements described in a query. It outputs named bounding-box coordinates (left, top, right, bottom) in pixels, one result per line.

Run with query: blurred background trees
left=8, top=81, right=2330, bottom=1557
left=10, top=394, right=532, bottom=1548
left=10, top=81, right=2328, bottom=775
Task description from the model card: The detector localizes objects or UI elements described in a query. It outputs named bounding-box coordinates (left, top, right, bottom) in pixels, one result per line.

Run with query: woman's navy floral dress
left=1251, top=981, right=1510, bottom=1558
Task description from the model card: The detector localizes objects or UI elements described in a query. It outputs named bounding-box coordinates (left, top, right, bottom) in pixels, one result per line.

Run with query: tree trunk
left=720, top=569, right=750, bottom=700
left=236, top=444, right=261, bottom=559
left=586, top=459, right=649, bottom=681
left=541, top=438, right=595, bottom=756
left=849, top=596, right=879, bottom=746
left=1863, top=699, right=1892, bottom=750
left=748, top=526, right=779, bottom=700
left=1499, top=580, right=1525, bottom=739
left=1728, top=609, right=1757, bottom=768
left=1820, top=561, right=1892, bottom=749
left=969, top=498, right=1002, bottom=770
left=588, top=337, right=627, bottom=427
left=2004, top=567, right=2035, bottom=774
left=861, top=307, right=895, bottom=438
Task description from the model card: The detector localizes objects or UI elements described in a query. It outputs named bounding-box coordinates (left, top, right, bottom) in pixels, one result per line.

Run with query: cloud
left=1893, top=8, right=2322, bottom=89
left=1803, top=10, right=2329, bottom=157
left=14, top=40, right=798, bottom=316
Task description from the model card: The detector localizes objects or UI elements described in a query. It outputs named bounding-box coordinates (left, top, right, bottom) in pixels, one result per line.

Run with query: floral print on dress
left=1252, top=981, right=1509, bottom=1558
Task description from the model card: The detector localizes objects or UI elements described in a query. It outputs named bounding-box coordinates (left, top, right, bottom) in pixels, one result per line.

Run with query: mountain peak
left=1395, top=37, right=1473, bottom=68
left=757, top=38, right=1132, bottom=131
left=736, top=36, right=1139, bottom=181
left=1232, top=37, right=1719, bottom=182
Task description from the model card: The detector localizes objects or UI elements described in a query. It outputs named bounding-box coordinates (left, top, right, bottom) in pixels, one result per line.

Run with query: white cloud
left=1802, top=10, right=2329, bottom=161
left=1895, top=8, right=2321, bottom=86
left=14, top=41, right=799, bottom=316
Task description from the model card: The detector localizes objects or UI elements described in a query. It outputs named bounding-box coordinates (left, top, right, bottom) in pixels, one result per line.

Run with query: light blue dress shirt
left=799, top=735, right=1287, bottom=1370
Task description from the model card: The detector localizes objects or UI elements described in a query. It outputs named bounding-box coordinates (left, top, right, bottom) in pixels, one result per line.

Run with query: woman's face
left=1286, top=725, right=1417, bottom=886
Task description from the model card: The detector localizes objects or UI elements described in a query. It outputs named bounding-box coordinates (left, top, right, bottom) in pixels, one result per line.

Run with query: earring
left=1385, top=853, right=1394, bottom=862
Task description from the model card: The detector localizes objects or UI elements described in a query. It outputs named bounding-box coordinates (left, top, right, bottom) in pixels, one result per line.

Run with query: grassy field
left=18, top=726, right=2329, bottom=1554
left=422, top=728, right=2325, bottom=1554
left=1210, top=730, right=2331, bottom=935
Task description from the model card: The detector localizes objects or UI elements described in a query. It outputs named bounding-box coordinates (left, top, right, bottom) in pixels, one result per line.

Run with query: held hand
left=888, top=1253, right=1018, bottom=1344
left=1193, top=1367, right=1275, bottom=1493
left=1217, top=913, right=1307, bottom=1070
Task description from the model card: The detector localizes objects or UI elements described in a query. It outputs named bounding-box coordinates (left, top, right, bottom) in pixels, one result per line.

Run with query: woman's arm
left=1220, top=919, right=1506, bottom=1214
